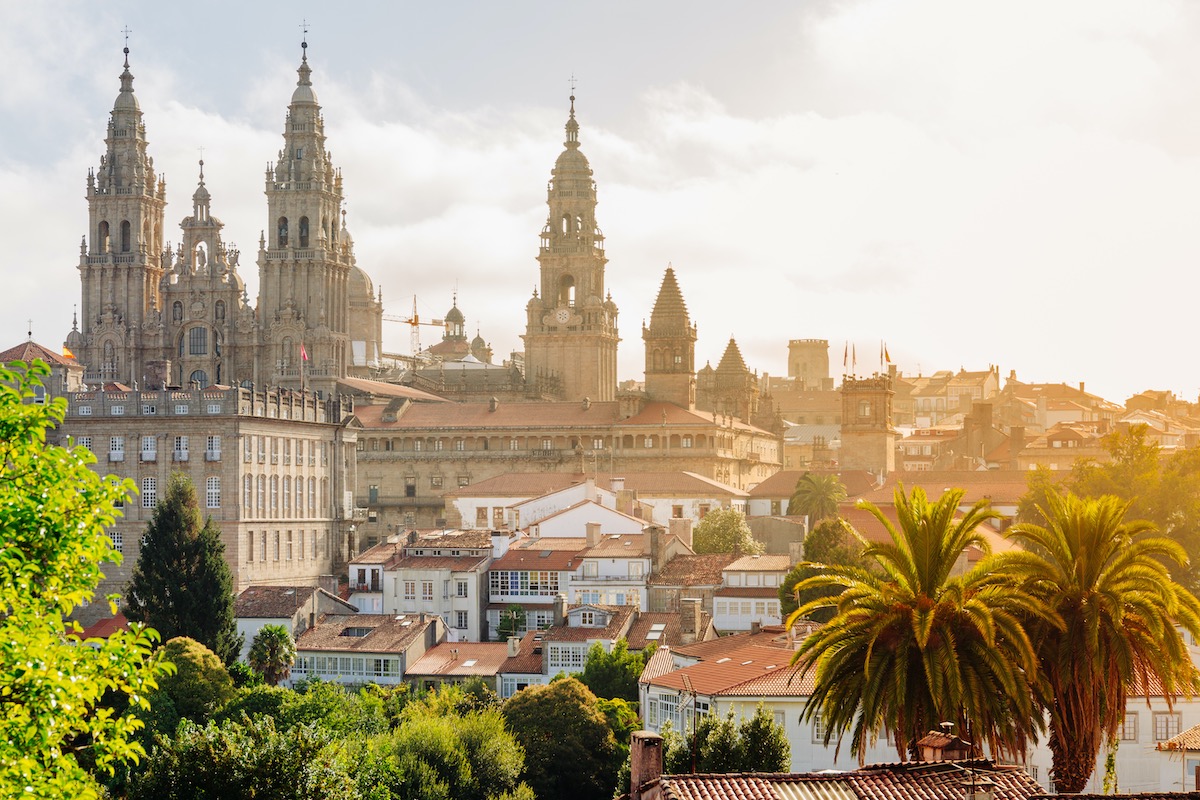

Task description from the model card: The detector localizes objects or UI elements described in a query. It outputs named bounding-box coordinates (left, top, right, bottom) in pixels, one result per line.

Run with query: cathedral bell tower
left=75, top=45, right=167, bottom=387
left=256, top=39, right=352, bottom=391
left=522, top=94, right=619, bottom=402
left=643, top=266, right=696, bottom=408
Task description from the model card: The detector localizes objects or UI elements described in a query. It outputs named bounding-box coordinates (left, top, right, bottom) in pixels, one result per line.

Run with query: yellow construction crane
left=382, top=297, right=444, bottom=355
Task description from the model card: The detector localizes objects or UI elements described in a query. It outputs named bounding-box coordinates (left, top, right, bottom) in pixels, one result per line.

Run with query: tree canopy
left=660, top=706, right=790, bottom=775
left=787, top=472, right=847, bottom=521
left=0, top=360, right=168, bottom=799
left=1008, top=491, right=1200, bottom=793
left=124, top=473, right=241, bottom=663
left=501, top=677, right=620, bottom=800
left=578, top=639, right=650, bottom=702
left=790, top=486, right=1053, bottom=762
left=692, top=508, right=763, bottom=555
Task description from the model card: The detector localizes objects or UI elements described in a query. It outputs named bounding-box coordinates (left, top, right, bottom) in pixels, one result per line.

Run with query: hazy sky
left=3, top=1, right=1199, bottom=404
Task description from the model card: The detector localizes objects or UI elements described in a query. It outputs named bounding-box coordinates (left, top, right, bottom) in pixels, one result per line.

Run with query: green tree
left=495, top=604, right=527, bottom=641
left=789, top=487, right=1052, bottom=762
left=1016, top=464, right=1060, bottom=526
left=779, top=518, right=868, bottom=622
left=1008, top=491, right=1200, bottom=793
left=787, top=472, right=847, bottom=521
left=249, top=623, right=297, bottom=686
left=692, top=508, right=763, bottom=555
left=502, top=677, right=620, bottom=800
left=0, top=360, right=168, bottom=799
left=149, top=637, right=235, bottom=730
left=660, top=706, right=789, bottom=775
left=132, top=715, right=354, bottom=800
left=579, top=639, right=645, bottom=702
left=125, top=473, right=242, bottom=663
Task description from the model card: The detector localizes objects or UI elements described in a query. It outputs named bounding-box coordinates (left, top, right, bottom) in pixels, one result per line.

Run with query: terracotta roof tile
left=543, top=605, right=635, bottom=643
left=355, top=399, right=622, bottom=430
left=390, top=554, right=489, bottom=571
left=648, top=554, right=737, bottom=587
left=748, top=470, right=878, bottom=499
left=406, top=642, right=510, bottom=677
left=582, top=532, right=650, bottom=556
left=295, top=613, right=434, bottom=653
left=0, top=340, right=77, bottom=367
left=499, top=630, right=547, bottom=675
left=725, top=554, right=791, bottom=572
left=447, top=471, right=747, bottom=499
left=491, top=540, right=585, bottom=571
left=79, top=613, right=130, bottom=640
left=337, top=377, right=449, bottom=403
left=716, top=586, right=781, bottom=598
left=625, top=611, right=713, bottom=651
left=648, top=645, right=802, bottom=696
left=670, top=627, right=797, bottom=660
left=235, top=585, right=354, bottom=618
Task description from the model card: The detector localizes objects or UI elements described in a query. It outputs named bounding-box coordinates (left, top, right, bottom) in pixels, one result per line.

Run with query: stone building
left=62, top=384, right=358, bottom=623
left=839, top=374, right=896, bottom=476
left=65, top=43, right=382, bottom=394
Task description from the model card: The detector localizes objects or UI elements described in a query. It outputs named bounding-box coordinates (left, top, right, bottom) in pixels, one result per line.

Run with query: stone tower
left=696, top=338, right=759, bottom=422
left=522, top=95, right=619, bottom=402
left=256, top=41, right=354, bottom=392
left=839, top=375, right=896, bottom=476
left=72, top=46, right=167, bottom=386
left=155, top=161, right=255, bottom=388
left=643, top=266, right=696, bottom=408
left=788, top=339, right=832, bottom=390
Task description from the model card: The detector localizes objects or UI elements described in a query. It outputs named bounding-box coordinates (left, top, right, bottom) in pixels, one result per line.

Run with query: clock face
left=555, top=308, right=571, bottom=323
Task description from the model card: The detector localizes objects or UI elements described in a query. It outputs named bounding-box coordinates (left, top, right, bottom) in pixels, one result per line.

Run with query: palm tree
left=787, top=472, right=847, bottom=521
left=789, top=486, right=1053, bottom=763
left=248, top=624, right=297, bottom=686
left=1007, top=492, right=1200, bottom=793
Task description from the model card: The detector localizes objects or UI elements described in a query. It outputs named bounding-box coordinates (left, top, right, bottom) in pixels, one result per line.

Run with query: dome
left=445, top=303, right=465, bottom=324
left=471, top=333, right=486, bottom=348
left=554, top=147, right=590, bottom=172
left=113, top=56, right=139, bottom=113
left=291, top=53, right=318, bottom=105
left=349, top=265, right=374, bottom=299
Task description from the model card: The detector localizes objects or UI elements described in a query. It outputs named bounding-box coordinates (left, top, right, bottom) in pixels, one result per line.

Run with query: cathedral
left=47, top=41, right=784, bottom=600
left=65, top=42, right=383, bottom=396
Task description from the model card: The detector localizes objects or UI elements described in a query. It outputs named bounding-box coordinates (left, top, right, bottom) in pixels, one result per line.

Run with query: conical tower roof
left=716, top=338, right=748, bottom=375
left=647, top=266, right=691, bottom=334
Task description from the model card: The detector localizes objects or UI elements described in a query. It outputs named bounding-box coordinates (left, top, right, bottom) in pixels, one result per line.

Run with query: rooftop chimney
left=553, top=593, right=567, bottom=627
left=489, top=396, right=499, bottom=412
left=630, top=731, right=664, bottom=800
left=680, top=597, right=702, bottom=643
left=586, top=522, right=602, bottom=547
left=507, top=635, right=521, bottom=658
left=611, top=476, right=625, bottom=492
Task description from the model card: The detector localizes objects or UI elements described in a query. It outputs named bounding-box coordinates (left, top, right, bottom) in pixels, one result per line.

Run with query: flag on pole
left=884, top=343, right=892, bottom=364
left=300, top=343, right=309, bottom=362
left=852, top=343, right=857, bottom=371
left=62, top=345, right=75, bottom=359
left=843, top=342, right=848, bottom=370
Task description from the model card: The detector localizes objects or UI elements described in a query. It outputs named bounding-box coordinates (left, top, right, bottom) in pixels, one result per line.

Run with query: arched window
left=215, top=300, right=225, bottom=321
left=271, top=476, right=279, bottom=511
left=243, top=475, right=253, bottom=516
left=559, top=275, right=576, bottom=308
left=189, top=370, right=209, bottom=388
left=299, top=216, right=309, bottom=248
left=102, top=341, right=116, bottom=379
left=257, top=475, right=266, bottom=514
left=98, top=221, right=110, bottom=252
left=277, top=217, right=289, bottom=247
left=281, top=336, right=293, bottom=368
left=172, top=301, right=183, bottom=322
left=561, top=214, right=570, bottom=234
left=575, top=215, right=583, bottom=232
left=120, top=220, right=131, bottom=252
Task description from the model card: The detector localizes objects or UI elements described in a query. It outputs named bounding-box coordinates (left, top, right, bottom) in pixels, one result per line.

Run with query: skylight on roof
left=716, top=657, right=731, bottom=663
left=646, top=631, right=662, bottom=640
left=462, top=659, right=478, bottom=667
left=649, top=623, right=666, bottom=632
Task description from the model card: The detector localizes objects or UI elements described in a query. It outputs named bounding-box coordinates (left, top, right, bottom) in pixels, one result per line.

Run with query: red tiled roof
left=337, top=377, right=448, bottom=403
left=854, top=471, right=1034, bottom=508
left=390, top=554, right=489, bottom=572
left=499, top=630, right=547, bottom=675
left=406, top=642, right=509, bottom=677
left=639, top=643, right=678, bottom=685
left=79, top=613, right=130, bottom=640
left=446, top=471, right=748, bottom=500
left=653, top=762, right=1042, bottom=800
left=625, top=611, right=713, bottom=651
left=491, top=540, right=585, bottom=571
left=623, top=401, right=772, bottom=435
left=235, top=585, right=355, bottom=618
left=648, top=644, right=800, bottom=696
left=351, top=540, right=406, bottom=567
left=747, top=470, right=878, bottom=499
left=0, top=340, right=77, bottom=367
left=725, top=554, right=791, bottom=572
left=670, top=627, right=797, bottom=660
left=582, top=532, right=649, bottom=557
left=648, top=554, right=737, bottom=587
left=543, top=605, right=635, bottom=643
left=295, top=613, right=433, bottom=653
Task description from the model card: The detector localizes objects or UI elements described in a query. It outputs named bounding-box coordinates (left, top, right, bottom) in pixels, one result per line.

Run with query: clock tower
left=522, top=95, right=619, bottom=401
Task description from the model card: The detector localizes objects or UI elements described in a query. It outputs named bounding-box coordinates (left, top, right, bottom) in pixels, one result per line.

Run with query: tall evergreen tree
left=125, top=473, right=241, bottom=664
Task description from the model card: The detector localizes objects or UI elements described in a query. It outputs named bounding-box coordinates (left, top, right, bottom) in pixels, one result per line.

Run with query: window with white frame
left=455, top=611, right=469, bottom=630
left=141, top=435, right=156, bottom=457
left=547, top=644, right=585, bottom=671
left=77, top=435, right=92, bottom=451
left=404, top=581, right=416, bottom=600
left=456, top=581, right=468, bottom=598
left=141, top=477, right=157, bottom=508
left=110, top=531, right=123, bottom=554
left=812, top=712, right=826, bottom=743
left=206, top=477, right=220, bottom=508
left=422, top=581, right=434, bottom=601
left=174, top=435, right=188, bottom=456
left=110, top=436, right=124, bottom=454
left=1154, top=711, right=1181, bottom=741
left=207, top=435, right=221, bottom=457
left=1120, top=711, right=1138, bottom=742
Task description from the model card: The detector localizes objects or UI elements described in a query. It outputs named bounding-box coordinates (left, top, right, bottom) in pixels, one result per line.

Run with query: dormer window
left=580, top=611, right=595, bottom=626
